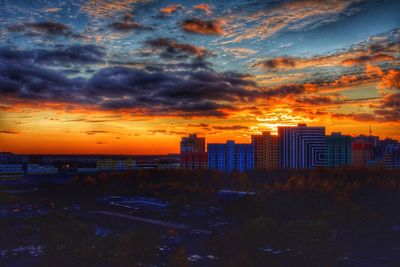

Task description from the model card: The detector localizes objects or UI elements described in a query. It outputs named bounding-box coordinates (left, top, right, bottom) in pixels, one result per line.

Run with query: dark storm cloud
left=373, top=93, right=400, bottom=122
left=0, top=48, right=86, bottom=101
left=29, top=21, right=71, bottom=35
left=340, top=53, right=396, bottom=66
left=296, top=96, right=336, bottom=105
left=0, top=130, right=20, bottom=135
left=144, top=38, right=210, bottom=60
left=110, top=21, right=143, bottom=31
left=262, top=84, right=306, bottom=97
left=182, top=18, right=224, bottom=35
left=0, top=47, right=331, bottom=118
left=0, top=45, right=105, bottom=65
left=254, top=57, right=297, bottom=70
left=109, top=14, right=150, bottom=31
left=0, top=61, right=85, bottom=101
left=9, top=21, right=72, bottom=36
left=85, top=66, right=253, bottom=116
left=0, top=47, right=261, bottom=117
left=212, top=125, right=248, bottom=130
left=332, top=93, right=400, bottom=123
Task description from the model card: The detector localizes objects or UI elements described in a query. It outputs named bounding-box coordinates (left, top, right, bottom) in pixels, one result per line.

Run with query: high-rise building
left=383, top=144, right=400, bottom=169
left=278, top=124, right=326, bottom=169
left=326, top=132, right=352, bottom=168
left=354, top=134, right=380, bottom=160
left=351, top=140, right=372, bottom=167
left=251, top=131, right=279, bottom=169
left=208, top=141, right=254, bottom=172
left=377, top=138, right=399, bottom=160
left=180, top=134, right=207, bottom=170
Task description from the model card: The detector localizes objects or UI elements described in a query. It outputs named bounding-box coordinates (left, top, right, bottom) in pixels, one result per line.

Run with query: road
left=89, top=211, right=189, bottom=229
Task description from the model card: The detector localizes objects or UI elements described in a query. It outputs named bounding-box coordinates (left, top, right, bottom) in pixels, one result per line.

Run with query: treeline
left=68, top=168, right=400, bottom=216
left=65, top=168, right=400, bottom=266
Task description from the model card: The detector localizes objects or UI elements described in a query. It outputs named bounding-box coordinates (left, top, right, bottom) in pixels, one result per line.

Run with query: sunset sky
left=0, top=0, right=399, bottom=154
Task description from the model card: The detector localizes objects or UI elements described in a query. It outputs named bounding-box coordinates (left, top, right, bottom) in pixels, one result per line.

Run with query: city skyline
left=1, top=124, right=399, bottom=155
left=180, top=125, right=400, bottom=171
left=0, top=0, right=399, bottom=154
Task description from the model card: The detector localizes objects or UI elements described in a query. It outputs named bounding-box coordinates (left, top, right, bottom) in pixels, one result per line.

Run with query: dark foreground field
left=1, top=168, right=400, bottom=267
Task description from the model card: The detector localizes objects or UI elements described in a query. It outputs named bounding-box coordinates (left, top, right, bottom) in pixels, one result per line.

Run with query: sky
left=0, top=0, right=399, bottom=154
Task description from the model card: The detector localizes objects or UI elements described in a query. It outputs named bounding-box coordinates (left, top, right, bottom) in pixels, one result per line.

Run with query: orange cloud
left=332, top=74, right=359, bottom=85
left=193, top=3, right=212, bottom=15
left=366, top=63, right=384, bottom=78
left=380, top=69, right=400, bottom=90
left=160, top=4, right=183, bottom=14
left=44, top=7, right=62, bottom=13
left=182, top=18, right=224, bottom=35
left=81, top=0, right=144, bottom=18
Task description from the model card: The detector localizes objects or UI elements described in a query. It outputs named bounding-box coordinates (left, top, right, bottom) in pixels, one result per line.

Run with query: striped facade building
left=278, top=124, right=326, bottom=169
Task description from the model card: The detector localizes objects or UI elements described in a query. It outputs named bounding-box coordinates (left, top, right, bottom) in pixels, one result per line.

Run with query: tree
left=169, top=245, right=189, bottom=267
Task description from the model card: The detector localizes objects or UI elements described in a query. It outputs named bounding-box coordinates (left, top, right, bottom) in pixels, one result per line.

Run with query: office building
left=251, top=132, right=279, bottom=169
left=326, top=132, right=352, bottom=168
left=278, top=124, right=326, bottom=169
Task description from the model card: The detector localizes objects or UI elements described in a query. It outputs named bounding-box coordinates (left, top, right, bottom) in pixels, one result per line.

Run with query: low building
left=0, top=164, right=24, bottom=178
left=96, top=159, right=136, bottom=171
left=27, top=164, right=58, bottom=175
